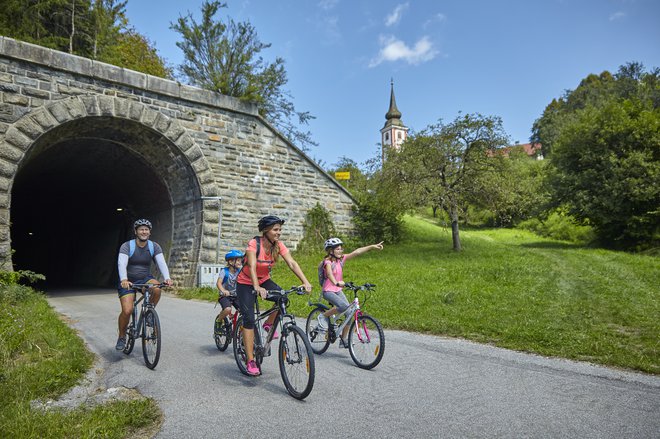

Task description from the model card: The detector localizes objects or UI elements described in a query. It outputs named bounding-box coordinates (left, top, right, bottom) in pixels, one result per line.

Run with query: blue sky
left=124, top=0, right=660, bottom=167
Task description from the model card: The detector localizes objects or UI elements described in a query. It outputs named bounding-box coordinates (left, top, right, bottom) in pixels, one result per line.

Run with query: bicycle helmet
left=258, top=215, right=285, bottom=232
left=324, top=237, right=344, bottom=251
left=224, top=249, right=244, bottom=261
left=134, top=219, right=152, bottom=230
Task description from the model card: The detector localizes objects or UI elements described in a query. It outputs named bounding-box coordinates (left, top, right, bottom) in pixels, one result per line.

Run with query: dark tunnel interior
left=10, top=119, right=173, bottom=289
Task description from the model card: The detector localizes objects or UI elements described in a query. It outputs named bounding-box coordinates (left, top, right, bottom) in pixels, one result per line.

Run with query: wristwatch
left=335, top=282, right=340, bottom=287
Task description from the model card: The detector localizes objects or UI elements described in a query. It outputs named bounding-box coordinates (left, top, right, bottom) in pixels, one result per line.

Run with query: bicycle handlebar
left=254, top=285, right=307, bottom=299
left=343, top=282, right=376, bottom=290
left=130, top=282, right=170, bottom=290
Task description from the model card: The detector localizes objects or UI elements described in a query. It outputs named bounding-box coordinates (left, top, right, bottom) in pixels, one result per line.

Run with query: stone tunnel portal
left=10, top=117, right=200, bottom=288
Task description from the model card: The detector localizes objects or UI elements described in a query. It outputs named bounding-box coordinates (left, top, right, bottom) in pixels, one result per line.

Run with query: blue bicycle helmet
left=224, top=249, right=244, bottom=261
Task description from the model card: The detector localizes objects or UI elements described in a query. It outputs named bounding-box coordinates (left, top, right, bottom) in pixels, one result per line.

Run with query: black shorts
left=218, top=294, right=239, bottom=310
left=236, top=279, right=280, bottom=330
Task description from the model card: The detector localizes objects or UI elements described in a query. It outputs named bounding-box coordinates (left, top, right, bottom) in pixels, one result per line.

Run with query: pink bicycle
left=305, top=282, right=385, bottom=370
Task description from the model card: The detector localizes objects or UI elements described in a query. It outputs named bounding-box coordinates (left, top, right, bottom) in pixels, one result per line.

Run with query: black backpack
left=240, top=236, right=272, bottom=275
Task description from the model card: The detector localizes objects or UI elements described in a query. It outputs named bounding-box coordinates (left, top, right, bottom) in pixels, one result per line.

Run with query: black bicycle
left=233, top=286, right=315, bottom=400
left=122, top=282, right=165, bottom=369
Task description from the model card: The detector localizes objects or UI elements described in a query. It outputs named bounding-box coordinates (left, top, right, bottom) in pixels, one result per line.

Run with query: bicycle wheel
left=348, top=314, right=385, bottom=370
left=123, top=322, right=135, bottom=355
left=232, top=317, right=250, bottom=375
left=142, top=309, right=161, bottom=369
left=279, top=324, right=315, bottom=400
left=214, top=316, right=231, bottom=351
left=305, top=307, right=331, bottom=354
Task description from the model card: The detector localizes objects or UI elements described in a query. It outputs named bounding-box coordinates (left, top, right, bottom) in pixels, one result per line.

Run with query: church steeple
left=380, top=79, right=408, bottom=162
left=384, top=79, right=402, bottom=124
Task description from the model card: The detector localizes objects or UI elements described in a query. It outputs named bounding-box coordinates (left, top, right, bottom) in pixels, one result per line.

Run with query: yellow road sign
left=335, top=171, right=350, bottom=180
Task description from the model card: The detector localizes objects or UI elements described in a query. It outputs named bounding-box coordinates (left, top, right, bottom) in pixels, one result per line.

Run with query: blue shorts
left=117, top=276, right=156, bottom=298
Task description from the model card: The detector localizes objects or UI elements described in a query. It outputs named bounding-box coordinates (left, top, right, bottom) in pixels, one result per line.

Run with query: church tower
left=380, top=79, right=408, bottom=162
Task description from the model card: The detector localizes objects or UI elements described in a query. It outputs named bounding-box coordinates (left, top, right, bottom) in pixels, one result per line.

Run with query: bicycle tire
left=123, top=322, right=135, bottom=355
left=348, top=314, right=385, bottom=370
left=142, top=309, right=161, bottom=369
left=305, top=307, right=331, bottom=354
left=214, top=316, right=231, bottom=351
left=279, top=324, right=315, bottom=400
left=232, top=317, right=250, bottom=376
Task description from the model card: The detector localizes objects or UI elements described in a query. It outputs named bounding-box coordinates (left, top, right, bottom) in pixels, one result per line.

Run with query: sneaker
left=317, top=314, right=329, bottom=332
left=246, top=360, right=260, bottom=376
left=339, top=337, right=349, bottom=349
left=214, top=317, right=223, bottom=335
left=263, top=323, right=279, bottom=339
left=115, top=337, right=126, bottom=351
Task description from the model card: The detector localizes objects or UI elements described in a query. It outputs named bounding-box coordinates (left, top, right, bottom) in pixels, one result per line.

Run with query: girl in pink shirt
left=317, top=237, right=383, bottom=347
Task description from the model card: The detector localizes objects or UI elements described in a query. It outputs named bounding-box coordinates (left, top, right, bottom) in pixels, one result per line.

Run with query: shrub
left=297, top=203, right=337, bottom=254
left=517, top=209, right=595, bottom=244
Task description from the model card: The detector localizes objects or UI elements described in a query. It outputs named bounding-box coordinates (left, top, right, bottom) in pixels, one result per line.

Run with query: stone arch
left=1, top=94, right=214, bottom=287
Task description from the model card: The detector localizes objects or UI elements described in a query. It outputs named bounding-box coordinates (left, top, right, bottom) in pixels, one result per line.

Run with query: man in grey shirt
left=115, top=218, right=173, bottom=350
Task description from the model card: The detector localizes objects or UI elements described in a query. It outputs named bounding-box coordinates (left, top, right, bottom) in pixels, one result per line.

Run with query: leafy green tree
left=0, top=0, right=170, bottom=77
left=170, top=0, right=315, bottom=151
left=327, top=156, right=369, bottom=193
left=550, top=98, right=659, bottom=248
left=533, top=62, right=659, bottom=249
left=532, top=62, right=660, bottom=157
left=470, top=150, right=550, bottom=226
left=101, top=29, right=173, bottom=77
left=383, top=113, right=510, bottom=250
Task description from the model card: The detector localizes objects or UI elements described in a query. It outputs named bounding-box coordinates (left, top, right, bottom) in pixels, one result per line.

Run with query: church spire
left=380, top=79, right=409, bottom=163
left=384, top=78, right=403, bottom=125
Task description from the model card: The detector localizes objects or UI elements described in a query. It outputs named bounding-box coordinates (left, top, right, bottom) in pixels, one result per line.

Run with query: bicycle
left=233, top=286, right=315, bottom=400
left=213, top=294, right=240, bottom=352
left=122, top=282, right=166, bottom=369
left=305, top=282, right=385, bottom=370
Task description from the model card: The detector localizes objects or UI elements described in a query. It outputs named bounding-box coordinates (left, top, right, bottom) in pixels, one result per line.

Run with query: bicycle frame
left=309, top=283, right=374, bottom=344
left=253, top=291, right=298, bottom=357
left=128, top=287, right=152, bottom=338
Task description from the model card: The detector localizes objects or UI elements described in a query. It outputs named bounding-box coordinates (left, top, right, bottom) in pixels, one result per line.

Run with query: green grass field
left=206, top=215, right=659, bottom=374
left=0, top=285, right=161, bottom=438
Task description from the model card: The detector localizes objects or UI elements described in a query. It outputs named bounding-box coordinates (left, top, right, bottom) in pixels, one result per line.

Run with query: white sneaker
left=317, top=314, right=329, bottom=332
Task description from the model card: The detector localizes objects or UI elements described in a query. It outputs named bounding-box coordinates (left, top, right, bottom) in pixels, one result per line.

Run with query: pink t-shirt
left=237, top=237, right=289, bottom=285
left=322, top=258, right=344, bottom=293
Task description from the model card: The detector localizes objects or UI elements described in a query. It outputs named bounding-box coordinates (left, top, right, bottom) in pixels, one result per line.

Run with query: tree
left=383, top=113, right=510, bottom=251
left=0, top=0, right=170, bottom=77
left=550, top=98, right=659, bottom=248
left=532, top=62, right=660, bottom=157
left=101, top=29, right=173, bottom=78
left=470, top=150, right=549, bottom=227
left=533, top=62, right=659, bottom=249
left=171, top=1, right=315, bottom=152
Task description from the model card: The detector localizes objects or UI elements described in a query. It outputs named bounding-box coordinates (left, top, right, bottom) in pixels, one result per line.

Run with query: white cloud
left=385, top=3, right=409, bottom=27
left=369, top=35, right=438, bottom=67
left=424, top=13, right=447, bottom=29
left=318, top=0, right=339, bottom=11
left=609, top=11, right=626, bottom=21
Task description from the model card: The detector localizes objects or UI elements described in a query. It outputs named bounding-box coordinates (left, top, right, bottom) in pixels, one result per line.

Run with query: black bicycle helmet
left=134, top=219, right=152, bottom=230
left=258, top=215, right=285, bottom=232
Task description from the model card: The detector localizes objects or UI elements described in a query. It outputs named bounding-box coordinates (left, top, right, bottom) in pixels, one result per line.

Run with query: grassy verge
left=0, top=284, right=161, bottom=438
left=180, top=215, right=659, bottom=374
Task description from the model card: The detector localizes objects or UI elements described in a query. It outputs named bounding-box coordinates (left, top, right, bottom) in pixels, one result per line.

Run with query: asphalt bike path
left=47, top=288, right=660, bottom=439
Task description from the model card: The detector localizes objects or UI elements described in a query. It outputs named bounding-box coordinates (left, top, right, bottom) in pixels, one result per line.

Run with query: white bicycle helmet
left=134, top=219, right=152, bottom=230
left=324, top=237, right=343, bottom=251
